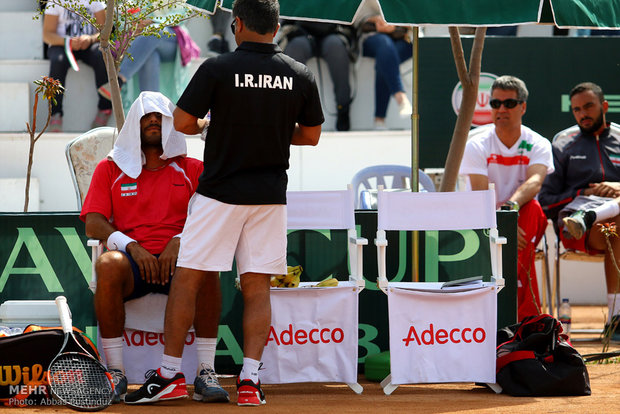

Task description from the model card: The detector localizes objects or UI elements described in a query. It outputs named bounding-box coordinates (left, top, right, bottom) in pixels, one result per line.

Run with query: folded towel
left=108, top=91, right=187, bottom=178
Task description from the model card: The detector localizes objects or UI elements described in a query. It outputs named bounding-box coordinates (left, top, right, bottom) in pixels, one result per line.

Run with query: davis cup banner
left=388, top=286, right=496, bottom=384
left=260, top=285, right=359, bottom=384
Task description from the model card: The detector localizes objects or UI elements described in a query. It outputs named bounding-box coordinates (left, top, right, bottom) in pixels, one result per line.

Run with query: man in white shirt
left=460, top=75, right=554, bottom=321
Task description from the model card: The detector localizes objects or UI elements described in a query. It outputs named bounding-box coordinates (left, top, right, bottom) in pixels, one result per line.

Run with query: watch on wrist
left=504, top=200, right=519, bottom=211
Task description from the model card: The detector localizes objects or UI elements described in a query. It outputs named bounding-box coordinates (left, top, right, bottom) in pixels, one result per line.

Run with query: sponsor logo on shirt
left=121, top=183, right=137, bottom=197
left=486, top=154, right=530, bottom=166
left=234, top=74, right=293, bottom=90
left=569, top=155, right=587, bottom=160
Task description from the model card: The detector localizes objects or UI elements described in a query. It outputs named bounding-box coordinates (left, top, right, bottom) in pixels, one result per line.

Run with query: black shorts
left=121, top=251, right=172, bottom=302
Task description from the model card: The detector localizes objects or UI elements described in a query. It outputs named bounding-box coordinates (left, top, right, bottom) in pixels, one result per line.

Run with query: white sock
left=593, top=201, right=620, bottom=222
left=101, top=337, right=124, bottom=372
left=196, top=337, right=217, bottom=375
left=160, top=354, right=183, bottom=379
left=239, top=357, right=260, bottom=383
left=608, top=294, right=620, bottom=322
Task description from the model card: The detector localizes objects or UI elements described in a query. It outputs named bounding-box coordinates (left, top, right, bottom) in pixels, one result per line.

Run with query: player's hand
left=126, top=242, right=160, bottom=284
left=158, top=237, right=180, bottom=285
left=588, top=182, right=620, bottom=198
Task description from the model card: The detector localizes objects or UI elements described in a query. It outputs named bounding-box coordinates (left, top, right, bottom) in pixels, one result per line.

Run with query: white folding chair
left=351, top=164, right=436, bottom=209
left=259, top=187, right=367, bottom=394
left=375, top=185, right=506, bottom=395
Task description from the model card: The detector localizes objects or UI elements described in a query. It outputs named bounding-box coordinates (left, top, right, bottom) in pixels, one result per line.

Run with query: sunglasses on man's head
left=230, top=20, right=236, bottom=35
left=489, top=98, right=523, bottom=109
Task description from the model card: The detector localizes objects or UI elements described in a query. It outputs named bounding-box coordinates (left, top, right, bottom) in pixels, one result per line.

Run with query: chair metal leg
left=542, top=235, right=553, bottom=315
left=380, top=374, right=398, bottom=395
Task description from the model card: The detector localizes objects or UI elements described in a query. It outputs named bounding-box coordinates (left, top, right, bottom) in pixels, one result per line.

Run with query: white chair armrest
left=348, top=236, right=368, bottom=290
left=490, top=235, right=507, bottom=245
left=375, top=230, right=388, bottom=293
left=88, top=239, right=103, bottom=293
left=350, top=236, right=368, bottom=246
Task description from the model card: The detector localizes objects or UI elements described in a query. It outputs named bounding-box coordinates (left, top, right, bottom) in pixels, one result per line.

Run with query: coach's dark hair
left=491, top=75, right=529, bottom=102
left=570, top=82, right=605, bottom=103
left=232, top=0, right=279, bottom=35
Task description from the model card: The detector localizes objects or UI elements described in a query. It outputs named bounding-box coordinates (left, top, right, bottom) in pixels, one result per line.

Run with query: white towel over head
left=108, top=91, right=187, bottom=178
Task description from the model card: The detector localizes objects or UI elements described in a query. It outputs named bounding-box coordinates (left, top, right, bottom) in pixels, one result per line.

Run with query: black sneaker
left=207, top=35, right=230, bottom=54
left=108, top=369, right=127, bottom=403
left=236, top=377, right=265, bottom=406
left=562, top=209, right=596, bottom=240
left=124, top=369, right=188, bottom=404
left=336, top=105, right=350, bottom=131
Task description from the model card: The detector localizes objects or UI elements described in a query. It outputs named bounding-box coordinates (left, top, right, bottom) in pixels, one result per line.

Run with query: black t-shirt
left=177, top=41, right=324, bottom=205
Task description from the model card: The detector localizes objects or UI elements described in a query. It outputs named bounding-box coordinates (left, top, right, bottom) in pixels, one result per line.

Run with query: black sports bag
left=0, top=325, right=99, bottom=406
left=495, top=314, right=590, bottom=396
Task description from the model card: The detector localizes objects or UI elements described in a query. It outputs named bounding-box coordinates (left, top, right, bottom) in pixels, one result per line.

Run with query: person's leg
left=47, top=46, right=70, bottom=116
left=363, top=34, right=392, bottom=120
left=239, top=273, right=272, bottom=363
left=515, top=200, right=547, bottom=320
left=191, top=269, right=230, bottom=402
left=235, top=204, right=286, bottom=406
left=93, top=250, right=135, bottom=402
left=119, top=35, right=162, bottom=82
left=320, top=34, right=351, bottom=109
left=135, top=29, right=178, bottom=91
left=320, top=34, right=351, bottom=131
left=283, top=35, right=312, bottom=64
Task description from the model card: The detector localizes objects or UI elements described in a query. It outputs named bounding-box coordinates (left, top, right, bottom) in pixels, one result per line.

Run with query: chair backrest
left=287, top=189, right=356, bottom=230
left=286, top=188, right=366, bottom=286
left=375, top=186, right=503, bottom=288
left=65, top=127, right=117, bottom=209
left=377, top=188, right=497, bottom=232
left=351, top=164, right=436, bottom=209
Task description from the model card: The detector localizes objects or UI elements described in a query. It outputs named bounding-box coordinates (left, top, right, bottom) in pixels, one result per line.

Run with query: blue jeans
left=120, top=27, right=178, bottom=92
left=362, top=33, right=412, bottom=118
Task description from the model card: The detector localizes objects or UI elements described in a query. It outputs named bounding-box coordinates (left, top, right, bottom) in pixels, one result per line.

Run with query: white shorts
left=178, top=193, right=287, bottom=275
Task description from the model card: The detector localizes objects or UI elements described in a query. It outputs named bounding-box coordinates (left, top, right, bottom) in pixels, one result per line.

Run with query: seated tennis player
left=80, top=91, right=228, bottom=404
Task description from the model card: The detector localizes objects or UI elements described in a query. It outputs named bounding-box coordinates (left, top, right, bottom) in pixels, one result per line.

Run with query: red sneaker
left=236, top=377, right=266, bottom=406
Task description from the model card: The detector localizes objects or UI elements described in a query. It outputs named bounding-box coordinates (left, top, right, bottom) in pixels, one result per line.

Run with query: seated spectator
left=98, top=6, right=200, bottom=104
left=43, top=0, right=112, bottom=132
left=460, top=75, right=554, bottom=321
left=279, top=21, right=356, bottom=131
left=81, top=91, right=229, bottom=404
left=355, top=0, right=412, bottom=130
left=539, top=82, right=620, bottom=340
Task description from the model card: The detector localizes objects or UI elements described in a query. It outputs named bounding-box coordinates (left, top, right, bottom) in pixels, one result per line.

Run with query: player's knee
left=95, top=251, right=130, bottom=285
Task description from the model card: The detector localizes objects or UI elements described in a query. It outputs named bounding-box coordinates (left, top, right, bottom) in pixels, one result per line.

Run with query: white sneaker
left=398, top=97, right=413, bottom=118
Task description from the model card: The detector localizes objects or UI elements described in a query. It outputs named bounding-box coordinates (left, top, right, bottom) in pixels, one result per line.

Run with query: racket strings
left=49, top=354, right=113, bottom=409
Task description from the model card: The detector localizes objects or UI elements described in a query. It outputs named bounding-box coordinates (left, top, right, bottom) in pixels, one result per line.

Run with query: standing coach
left=125, top=0, right=324, bottom=407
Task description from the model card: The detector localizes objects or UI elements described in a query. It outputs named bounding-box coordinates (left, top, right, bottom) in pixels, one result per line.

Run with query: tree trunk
left=100, top=0, right=125, bottom=131
left=440, top=27, right=486, bottom=192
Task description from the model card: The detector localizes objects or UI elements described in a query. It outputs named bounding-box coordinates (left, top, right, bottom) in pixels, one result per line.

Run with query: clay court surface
left=2, top=306, right=618, bottom=414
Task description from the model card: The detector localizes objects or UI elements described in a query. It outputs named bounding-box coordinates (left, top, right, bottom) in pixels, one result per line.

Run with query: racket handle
left=55, top=296, right=73, bottom=334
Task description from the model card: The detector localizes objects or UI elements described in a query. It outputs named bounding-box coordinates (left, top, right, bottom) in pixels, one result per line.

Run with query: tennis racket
left=47, top=296, right=114, bottom=411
